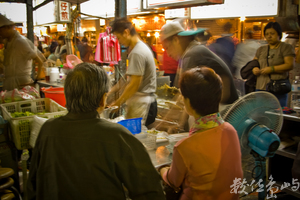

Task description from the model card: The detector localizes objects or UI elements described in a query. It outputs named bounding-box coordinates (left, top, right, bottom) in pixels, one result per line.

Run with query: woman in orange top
left=159, top=67, right=243, bottom=200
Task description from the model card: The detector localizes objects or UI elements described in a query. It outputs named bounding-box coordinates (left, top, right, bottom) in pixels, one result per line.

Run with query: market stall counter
left=149, top=144, right=172, bottom=168
left=37, top=80, right=64, bottom=89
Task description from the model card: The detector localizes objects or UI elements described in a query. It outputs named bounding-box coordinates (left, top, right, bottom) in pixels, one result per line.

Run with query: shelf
left=283, top=113, right=300, bottom=122
left=265, top=111, right=300, bottom=123
left=276, top=149, right=296, bottom=160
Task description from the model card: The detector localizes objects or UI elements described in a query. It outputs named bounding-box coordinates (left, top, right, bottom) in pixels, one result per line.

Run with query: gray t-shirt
left=255, top=42, right=295, bottom=90
left=127, top=41, right=156, bottom=94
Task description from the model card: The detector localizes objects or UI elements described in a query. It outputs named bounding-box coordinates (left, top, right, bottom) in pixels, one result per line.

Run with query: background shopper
left=159, top=67, right=242, bottom=200
left=253, top=22, right=295, bottom=107
left=0, top=15, right=44, bottom=90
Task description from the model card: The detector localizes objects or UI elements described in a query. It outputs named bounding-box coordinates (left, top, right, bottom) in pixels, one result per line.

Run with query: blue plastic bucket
left=117, top=118, right=142, bottom=135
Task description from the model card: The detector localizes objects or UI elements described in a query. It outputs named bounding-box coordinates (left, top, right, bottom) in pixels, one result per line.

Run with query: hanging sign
left=59, top=1, right=70, bottom=22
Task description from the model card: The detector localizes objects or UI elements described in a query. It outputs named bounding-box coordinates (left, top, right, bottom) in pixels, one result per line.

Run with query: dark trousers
left=164, top=73, right=176, bottom=87
left=145, top=99, right=157, bottom=127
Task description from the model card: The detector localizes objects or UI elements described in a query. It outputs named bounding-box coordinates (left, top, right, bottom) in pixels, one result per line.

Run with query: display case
left=268, top=113, right=300, bottom=198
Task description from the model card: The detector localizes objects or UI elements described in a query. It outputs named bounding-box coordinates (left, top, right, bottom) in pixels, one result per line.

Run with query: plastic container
left=0, top=98, right=67, bottom=150
left=50, top=68, right=59, bottom=83
left=117, top=118, right=142, bottom=135
left=66, top=54, right=83, bottom=69
left=292, top=76, right=300, bottom=92
left=41, top=87, right=66, bottom=107
left=291, top=76, right=300, bottom=114
left=139, top=133, right=157, bottom=150
left=166, top=133, right=189, bottom=153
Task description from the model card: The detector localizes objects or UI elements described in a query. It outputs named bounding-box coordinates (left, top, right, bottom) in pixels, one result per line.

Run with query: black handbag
left=265, top=45, right=291, bottom=95
left=157, top=165, right=182, bottom=200
left=266, top=78, right=291, bottom=95
left=163, top=169, right=182, bottom=200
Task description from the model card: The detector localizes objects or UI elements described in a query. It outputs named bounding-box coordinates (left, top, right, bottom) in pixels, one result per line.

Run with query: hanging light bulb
left=154, top=32, right=160, bottom=38
left=147, top=32, right=151, bottom=37
left=154, top=16, right=159, bottom=22
left=240, top=16, right=246, bottom=22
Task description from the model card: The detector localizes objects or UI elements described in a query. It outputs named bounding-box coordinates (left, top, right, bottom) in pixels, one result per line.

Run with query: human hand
left=160, top=167, right=170, bottom=177
left=167, top=126, right=185, bottom=134
left=36, top=74, right=44, bottom=81
left=260, top=67, right=272, bottom=75
left=252, top=67, right=261, bottom=76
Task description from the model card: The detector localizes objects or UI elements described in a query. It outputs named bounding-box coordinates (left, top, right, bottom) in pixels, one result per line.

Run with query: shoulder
left=280, top=42, right=293, bottom=49
left=132, top=42, right=151, bottom=54
left=257, top=44, right=268, bottom=51
left=280, top=42, right=295, bottom=55
left=15, top=34, right=34, bottom=49
left=222, top=122, right=237, bottom=132
left=256, top=45, right=268, bottom=56
left=186, top=44, right=208, bottom=55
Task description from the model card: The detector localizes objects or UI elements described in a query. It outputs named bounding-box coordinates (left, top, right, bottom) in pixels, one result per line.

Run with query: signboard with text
left=191, top=0, right=278, bottom=19
left=147, top=0, right=223, bottom=9
left=58, top=1, right=71, bottom=22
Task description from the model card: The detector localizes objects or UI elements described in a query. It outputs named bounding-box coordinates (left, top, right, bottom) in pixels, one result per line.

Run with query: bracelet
left=157, top=164, right=170, bottom=173
left=270, top=66, right=275, bottom=73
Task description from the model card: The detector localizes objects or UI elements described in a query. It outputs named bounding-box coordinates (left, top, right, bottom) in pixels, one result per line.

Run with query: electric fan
left=221, top=91, right=283, bottom=200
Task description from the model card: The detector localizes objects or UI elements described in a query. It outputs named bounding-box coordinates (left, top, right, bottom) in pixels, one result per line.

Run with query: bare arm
left=108, top=78, right=127, bottom=96
left=111, top=75, right=142, bottom=107
left=34, top=50, right=46, bottom=80
left=260, top=56, right=294, bottom=75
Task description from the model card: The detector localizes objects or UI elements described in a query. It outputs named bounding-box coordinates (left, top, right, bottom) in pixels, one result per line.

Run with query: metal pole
left=26, top=0, right=34, bottom=43
left=114, top=0, right=127, bottom=116
left=115, top=0, right=127, bottom=83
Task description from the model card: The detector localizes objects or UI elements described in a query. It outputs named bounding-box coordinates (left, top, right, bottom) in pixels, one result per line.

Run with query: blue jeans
left=255, top=90, right=287, bottom=107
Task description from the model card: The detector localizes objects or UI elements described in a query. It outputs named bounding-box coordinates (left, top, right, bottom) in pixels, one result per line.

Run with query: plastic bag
left=1, top=89, right=35, bottom=103
left=29, top=115, right=48, bottom=148
left=22, top=86, right=40, bottom=99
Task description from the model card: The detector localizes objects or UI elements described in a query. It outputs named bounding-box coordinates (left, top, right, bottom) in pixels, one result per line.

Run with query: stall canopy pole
left=26, top=0, right=34, bottom=43
left=115, top=0, right=127, bottom=83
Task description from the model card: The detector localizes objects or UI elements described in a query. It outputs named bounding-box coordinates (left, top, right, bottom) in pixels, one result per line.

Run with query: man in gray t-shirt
left=109, top=18, right=157, bottom=126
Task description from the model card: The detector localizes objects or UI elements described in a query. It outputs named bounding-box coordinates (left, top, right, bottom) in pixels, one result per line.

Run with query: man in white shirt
left=109, top=18, right=157, bottom=126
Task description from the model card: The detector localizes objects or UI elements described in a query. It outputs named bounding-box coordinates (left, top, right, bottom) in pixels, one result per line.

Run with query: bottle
left=55, top=59, right=62, bottom=66
left=50, top=67, right=60, bottom=83
left=291, top=76, right=300, bottom=112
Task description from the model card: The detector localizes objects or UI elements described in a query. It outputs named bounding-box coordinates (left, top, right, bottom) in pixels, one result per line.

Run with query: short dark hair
left=49, top=41, right=58, bottom=53
left=223, top=22, right=232, bottom=32
left=60, top=49, right=67, bottom=56
left=64, top=63, right=110, bottom=113
left=179, top=67, right=223, bottom=116
left=82, top=37, right=88, bottom=43
left=58, top=35, right=65, bottom=43
left=111, top=17, right=137, bottom=36
left=264, top=22, right=282, bottom=39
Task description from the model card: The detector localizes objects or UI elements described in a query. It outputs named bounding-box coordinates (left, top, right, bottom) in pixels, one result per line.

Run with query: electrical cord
left=252, top=160, right=263, bottom=179
left=239, top=160, right=264, bottom=198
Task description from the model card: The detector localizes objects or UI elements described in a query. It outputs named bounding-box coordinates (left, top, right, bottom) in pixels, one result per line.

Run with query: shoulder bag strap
left=166, top=168, right=181, bottom=193
left=267, top=45, right=273, bottom=81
